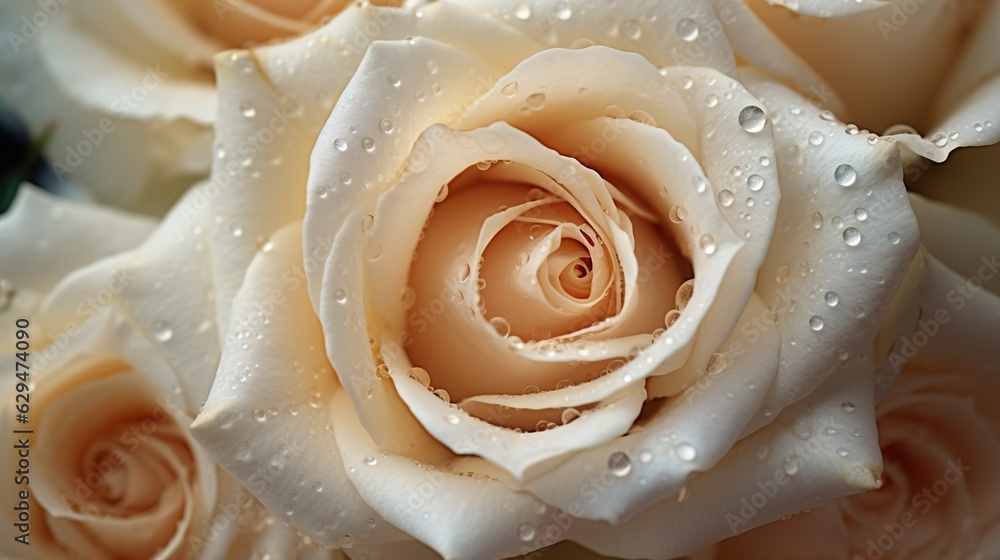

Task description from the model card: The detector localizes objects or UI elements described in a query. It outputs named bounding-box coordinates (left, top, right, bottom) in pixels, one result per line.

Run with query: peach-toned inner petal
left=837, top=371, right=1000, bottom=559
left=31, top=370, right=197, bottom=559
left=405, top=163, right=686, bottom=407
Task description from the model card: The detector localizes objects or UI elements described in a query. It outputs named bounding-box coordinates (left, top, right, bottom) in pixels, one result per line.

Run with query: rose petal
left=456, top=46, right=697, bottom=152
left=38, top=184, right=222, bottom=415
left=737, top=71, right=919, bottom=437
left=0, top=185, right=154, bottom=341
left=514, top=293, right=780, bottom=523
left=208, top=2, right=538, bottom=326
left=330, top=390, right=596, bottom=560
left=908, top=194, right=1000, bottom=297
left=34, top=372, right=194, bottom=558
left=713, top=504, right=850, bottom=560
left=448, top=0, right=739, bottom=79
left=73, top=0, right=221, bottom=69
left=189, top=223, right=412, bottom=548
left=934, top=0, right=1000, bottom=115
left=743, top=0, right=973, bottom=137
left=2, top=308, right=220, bottom=560
left=892, top=74, right=1000, bottom=162
left=906, top=0, right=1000, bottom=160
left=367, top=123, right=664, bottom=396
left=869, top=249, right=925, bottom=399
left=905, top=254, right=1000, bottom=378
left=341, top=539, right=442, bottom=560
left=747, top=0, right=890, bottom=18
left=909, top=142, right=1000, bottom=225
left=193, top=0, right=331, bottom=48
left=708, top=0, right=840, bottom=113
left=0, top=7, right=215, bottom=211
left=572, top=358, right=883, bottom=558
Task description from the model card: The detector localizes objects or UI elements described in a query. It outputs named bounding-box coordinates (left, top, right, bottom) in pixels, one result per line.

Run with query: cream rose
left=713, top=0, right=1000, bottom=163
left=0, top=0, right=385, bottom=213
left=0, top=189, right=350, bottom=560
left=0, top=308, right=352, bottom=560
left=116, top=1, right=953, bottom=558
left=712, top=207, right=1000, bottom=559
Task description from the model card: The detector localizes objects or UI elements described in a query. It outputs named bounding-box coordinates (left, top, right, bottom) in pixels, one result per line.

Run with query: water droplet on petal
left=501, top=81, right=519, bottom=97
left=608, top=451, right=633, bottom=476
left=824, top=291, right=839, bottom=307
left=718, top=189, right=734, bottom=207
left=738, top=105, right=767, bottom=133
left=811, top=212, right=823, bottom=229
left=809, top=131, right=825, bottom=146
left=699, top=234, right=716, bottom=255
left=706, top=353, right=728, bottom=375
left=407, top=367, right=431, bottom=388
left=518, top=523, right=536, bottom=542
left=842, top=400, right=856, bottom=413
left=490, top=316, right=511, bottom=338
left=561, top=408, right=581, bottom=424
left=239, top=101, right=256, bottom=118
left=675, top=279, right=695, bottom=310
left=153, top=321, right=174, bottom=342
left=835, top=164, right=857, bottom=187
left=747, top=174, right=764, bottom=192
left=676, top=443, right=697, bottom=461
left=455, top=262, right=471, bottom=283
left=621, top=19, right=642, bottom=39
left=555, top=2, right=573, bottom=19
left=809, top=316, right=825, bottom=331
left=676, top=18, right=699, bottom=41
left=334, top=138, right=347, bottom=151
left=232, top=441, right=253, bottom=463
left=525, top=92, right=546, bottom=111
left=843, top=227, right=861, bottom=247
left=783, top=453, right=800, bottom=476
